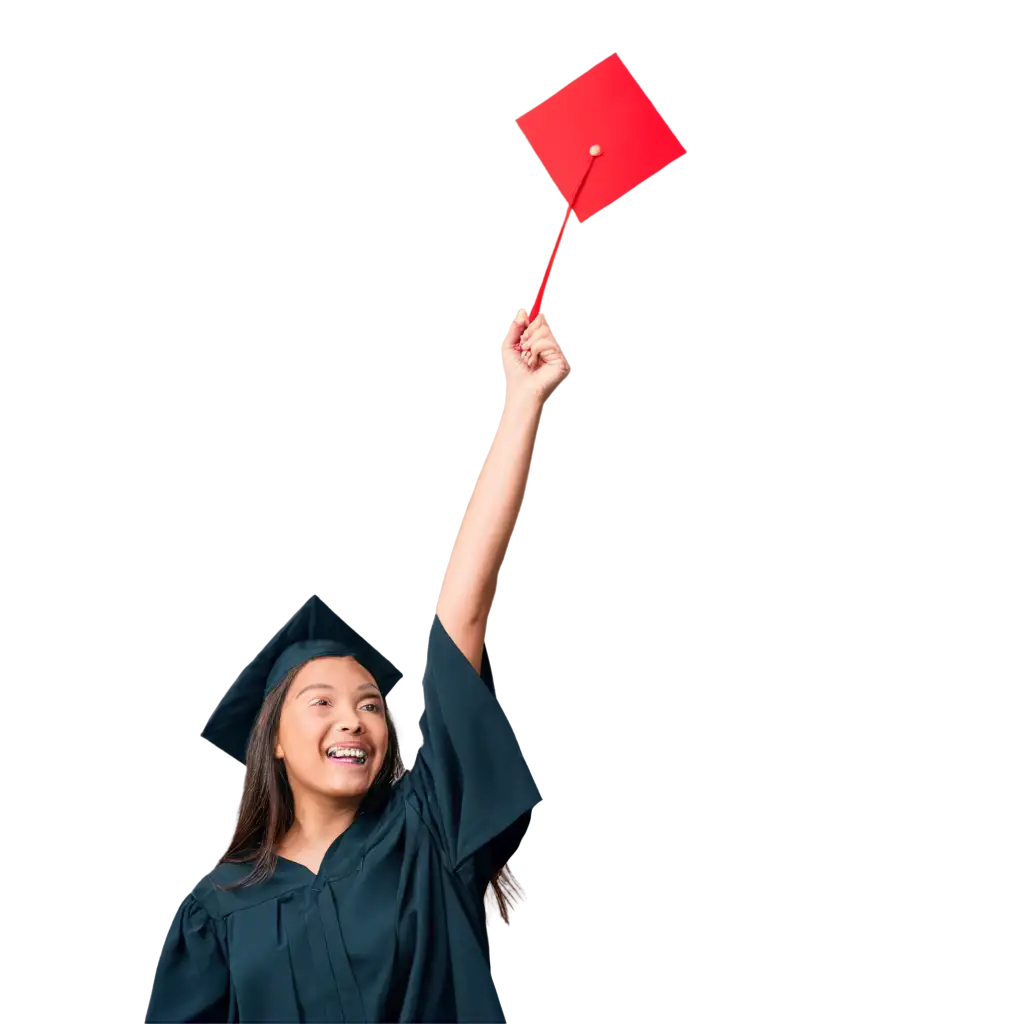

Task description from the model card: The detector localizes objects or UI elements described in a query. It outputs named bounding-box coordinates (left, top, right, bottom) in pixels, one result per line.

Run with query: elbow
left=434, top=605, right=487, bottom=676
left=436, top=579, right=495, bottom=629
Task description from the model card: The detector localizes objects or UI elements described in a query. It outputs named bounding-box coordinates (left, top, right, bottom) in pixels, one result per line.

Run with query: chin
left=321, top=774, right=372, bottom=799
left=330, top=784, right=368, bottom=800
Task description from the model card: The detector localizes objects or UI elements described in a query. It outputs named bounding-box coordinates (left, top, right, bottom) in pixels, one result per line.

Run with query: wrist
left=503, top=389, right=544, bottom=419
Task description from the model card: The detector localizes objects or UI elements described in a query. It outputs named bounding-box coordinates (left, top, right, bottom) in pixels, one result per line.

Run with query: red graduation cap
left=516, top=53, right=686, bottom=322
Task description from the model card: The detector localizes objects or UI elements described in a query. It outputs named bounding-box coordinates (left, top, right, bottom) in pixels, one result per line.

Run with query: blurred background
left=2, top=4, right=1024, bottom=1019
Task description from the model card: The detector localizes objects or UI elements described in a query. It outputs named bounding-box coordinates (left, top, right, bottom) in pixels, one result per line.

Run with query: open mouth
left=326, top=745, right=368, bottom=765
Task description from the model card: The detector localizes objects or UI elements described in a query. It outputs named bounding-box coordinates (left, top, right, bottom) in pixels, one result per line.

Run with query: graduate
left=145, top=310, right=568, bottom=1023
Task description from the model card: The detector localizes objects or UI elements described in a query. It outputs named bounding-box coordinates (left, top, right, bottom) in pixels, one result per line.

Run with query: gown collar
left=277, top=784, right=393, bottom=889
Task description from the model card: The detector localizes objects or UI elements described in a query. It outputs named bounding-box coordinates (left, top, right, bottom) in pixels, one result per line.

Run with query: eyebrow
left=293, top=682, right=334, bottom=700
left=293, top=681, right=383, bottom=700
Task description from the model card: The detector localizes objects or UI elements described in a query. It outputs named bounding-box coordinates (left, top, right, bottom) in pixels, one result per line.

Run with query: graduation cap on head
left=516, top=52, right=686, bottom=323
left=201, top=595, right=403, bottom=765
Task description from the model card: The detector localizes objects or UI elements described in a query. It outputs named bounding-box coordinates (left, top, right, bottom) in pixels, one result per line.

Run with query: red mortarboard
left=516, top=53, right=686, bottom=322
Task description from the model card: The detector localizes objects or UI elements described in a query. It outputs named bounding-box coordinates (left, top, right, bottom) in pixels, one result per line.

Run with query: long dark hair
left=218, top=663, right=524, bottom=923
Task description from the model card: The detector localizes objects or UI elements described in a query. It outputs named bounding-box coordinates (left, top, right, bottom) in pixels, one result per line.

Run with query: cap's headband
left=265, top=639, right=362, bottom=697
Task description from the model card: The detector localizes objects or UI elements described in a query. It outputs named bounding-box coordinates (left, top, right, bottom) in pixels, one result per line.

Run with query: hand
left=501, top=309, right=571, bottom=405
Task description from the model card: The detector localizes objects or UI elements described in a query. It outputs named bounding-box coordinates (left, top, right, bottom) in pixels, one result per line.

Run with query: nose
left=333, top=715, right=362, bottom=735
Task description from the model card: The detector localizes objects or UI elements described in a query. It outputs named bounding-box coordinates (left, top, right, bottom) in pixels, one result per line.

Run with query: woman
left=146, top=310, right=570, bottom=1023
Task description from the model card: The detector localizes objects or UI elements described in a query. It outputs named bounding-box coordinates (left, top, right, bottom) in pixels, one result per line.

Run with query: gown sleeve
left=145, top=892, right=231, bottom=1023
left=404, top=612, right=543, bottom=894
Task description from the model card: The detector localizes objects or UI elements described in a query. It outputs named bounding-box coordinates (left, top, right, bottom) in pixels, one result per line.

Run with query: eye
left=309, top=697, right=331, bottom=707
left=360, top=702, right=381, bottom=713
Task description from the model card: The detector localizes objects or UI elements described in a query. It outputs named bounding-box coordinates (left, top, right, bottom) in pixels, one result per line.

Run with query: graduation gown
left=146, top=614, right=542, bottom=1023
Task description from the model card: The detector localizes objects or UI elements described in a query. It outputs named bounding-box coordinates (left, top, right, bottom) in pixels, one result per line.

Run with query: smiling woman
left=145, top=310, right=570, bottom=1023
left=146, top=596, right=541, bottom=1023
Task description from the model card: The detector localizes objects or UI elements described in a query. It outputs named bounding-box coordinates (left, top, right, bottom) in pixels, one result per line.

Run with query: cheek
left=277, top=714, right=322, bottom=760
left=373, top=721, right=391, bottom=760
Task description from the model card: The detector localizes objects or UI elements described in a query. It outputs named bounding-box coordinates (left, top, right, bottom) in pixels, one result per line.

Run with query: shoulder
left=179, top=867, right=235, bottom=920
left=181, top=861, right=292, bottom=920
left=153, top=873, right=228, bottom=934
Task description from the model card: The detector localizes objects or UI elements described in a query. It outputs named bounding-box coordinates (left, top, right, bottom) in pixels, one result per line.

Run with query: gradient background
left=2, top=8, right=1024, bottom=1024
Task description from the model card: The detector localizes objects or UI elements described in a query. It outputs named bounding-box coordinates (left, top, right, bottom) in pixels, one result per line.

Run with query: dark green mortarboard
left=201, top=594, right=404, bottom=764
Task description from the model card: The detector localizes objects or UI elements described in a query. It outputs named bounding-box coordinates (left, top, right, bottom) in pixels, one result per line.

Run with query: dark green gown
left=146, top=614, right=542, bottom=1023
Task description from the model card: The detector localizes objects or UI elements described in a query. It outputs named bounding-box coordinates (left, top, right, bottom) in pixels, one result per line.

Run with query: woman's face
left=274, top=656, right=389, bottom=802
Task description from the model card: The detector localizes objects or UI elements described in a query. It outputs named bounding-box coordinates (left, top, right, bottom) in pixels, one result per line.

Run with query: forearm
left=437, top=392, right=543, bottom=633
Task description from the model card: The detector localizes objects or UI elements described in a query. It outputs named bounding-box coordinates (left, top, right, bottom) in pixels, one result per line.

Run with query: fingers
left=520, top=323, right=553, bottom=368
left=521, top=313, right=547, bottom=344
left=520, top=332, right=562, bottom=369
left=524, top=344, right=554, bottom=368
left=506, top=311, right=556, bottom=368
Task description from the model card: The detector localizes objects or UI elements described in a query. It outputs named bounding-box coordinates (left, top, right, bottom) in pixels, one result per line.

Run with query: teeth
left=327, top=747, right=367, bottom=759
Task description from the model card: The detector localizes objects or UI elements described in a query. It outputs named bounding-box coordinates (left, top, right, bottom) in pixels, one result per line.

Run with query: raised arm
left=436, top=309, right=570, bottom=670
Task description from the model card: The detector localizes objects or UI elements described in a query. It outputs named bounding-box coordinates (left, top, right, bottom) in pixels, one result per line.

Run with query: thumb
left=503, top=308, right=528, bottom=348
